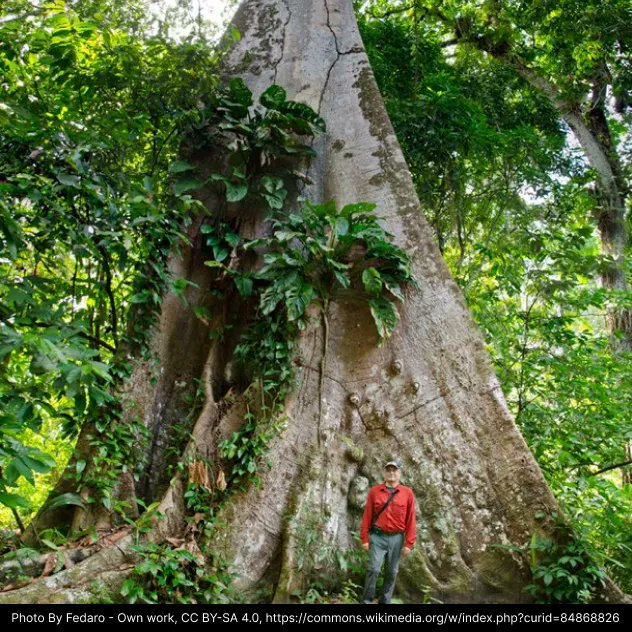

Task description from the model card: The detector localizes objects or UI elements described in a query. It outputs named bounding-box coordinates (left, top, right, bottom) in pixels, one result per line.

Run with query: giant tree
left=0, top=0, right=627, bottom=604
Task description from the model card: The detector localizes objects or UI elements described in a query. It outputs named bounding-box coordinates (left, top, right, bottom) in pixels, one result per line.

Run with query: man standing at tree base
left=360, top=461, right=416, bottom=604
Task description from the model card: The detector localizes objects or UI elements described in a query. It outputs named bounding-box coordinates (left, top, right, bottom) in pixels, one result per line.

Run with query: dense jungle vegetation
left=0, top=0, right=630, bottom=600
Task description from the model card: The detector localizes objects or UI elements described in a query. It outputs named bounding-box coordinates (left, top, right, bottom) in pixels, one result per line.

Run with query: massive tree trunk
left=0, top=0, right=627, bottom=604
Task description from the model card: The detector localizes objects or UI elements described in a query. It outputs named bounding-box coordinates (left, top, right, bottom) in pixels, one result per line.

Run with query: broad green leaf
left=287, top=283, right=316, bottom=321
left=274, top=230, right=297, bottom=241
left=362, top=268, right=383, bottom=296
left=340, top=202, right=376, bottom=216
left=21, top=453, right=55, bottom=473
left=5, top=459, right=34, bottom=485
left=334, top=217, right=349, bottom=237
left=382, top=275, right=405, bottom=301
left=369, top=297, right=399, bottom=341
left=260, top=290, right=282, bottom=315
left=227, top=77, right=253, bottom=107
left=174, top=179, right=204, bottom=195
left=169, top=161, right=195, bottom=174
left=261, top=176, right=284, bottom=193
left=17, top=402, right=34, bottom=424
left=262, top=193, right=285, bottom=209
left=225, top=181, right=248, bottom=202
left=0, top=492, right=30, bottom=510
left=88, top=361, right=112, bottom=381
left=234, top=275, right=253, bottom=297
left=44, top=493, right=87, bottom=511
left=213, top=246, right=230, bottom=262
left=230, top=25, right=241, bottom=42
left=333, top=270, right=350, bottom=288
left=260, top=85, right=287, bottom=110
left=225, top=232, right=240, bottom=248
left=41, top=539, right=59, bottom=551
left=30, top=353, right=57, bottom=374
left=57, top=173, right=81, bottom=188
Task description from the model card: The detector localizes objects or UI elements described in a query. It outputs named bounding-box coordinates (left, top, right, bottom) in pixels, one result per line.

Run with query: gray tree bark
left=1, top=0, right=628, bottom=604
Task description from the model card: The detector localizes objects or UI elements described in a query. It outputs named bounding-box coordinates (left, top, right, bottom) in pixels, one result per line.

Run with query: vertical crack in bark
left=298, top=2, right=359, bottom=194
left=272, top=0, right=291, bottom=84
left=324, top=0, right=342, bottom=56
left=318, top=0, right=364, bottom=115
left=317, top=302, right=330, bottom=446
left=307, top=0, right=366, bottom=194
left=318, top=0, right=342, bottom=116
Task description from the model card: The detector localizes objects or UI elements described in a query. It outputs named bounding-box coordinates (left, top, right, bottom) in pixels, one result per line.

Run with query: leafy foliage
left=288, top=506, right=366, bottom=603
left=248, top=199, right=414, bottom=339
left=121, top=542, right=233, bottom=604
left=499, top=511, right=608, bottom=603
left=184, top=78, right=325, bottom=205
left=526, top=533, right=607, bottom=604
left=0, top=0, right=221, bottom=522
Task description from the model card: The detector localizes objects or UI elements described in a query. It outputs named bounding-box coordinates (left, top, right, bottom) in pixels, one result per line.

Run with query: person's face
left=385, top=466, right=400, bottom=485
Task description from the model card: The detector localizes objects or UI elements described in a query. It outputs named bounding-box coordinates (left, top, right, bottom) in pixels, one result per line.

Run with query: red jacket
left=360, top=483, right=416, bottom=549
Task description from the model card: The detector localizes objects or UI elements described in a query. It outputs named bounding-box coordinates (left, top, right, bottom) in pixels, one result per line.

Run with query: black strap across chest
left=370, top=488, right=399, bottom=529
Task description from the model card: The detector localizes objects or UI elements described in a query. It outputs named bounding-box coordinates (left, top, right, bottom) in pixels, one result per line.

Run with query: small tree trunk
left=474, top=43, right=631, bottom=351
left=585, top=85, right=631, bottom=353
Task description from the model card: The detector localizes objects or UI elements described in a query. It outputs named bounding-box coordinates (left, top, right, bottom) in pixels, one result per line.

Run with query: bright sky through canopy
left=199, top=0, right=233, bottom=23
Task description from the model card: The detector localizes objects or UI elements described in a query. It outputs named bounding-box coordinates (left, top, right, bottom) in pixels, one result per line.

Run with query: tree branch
left=590, top=459, right=632, bottom=477
left=77, top=332, right=116, bottom=353
left=440, top=38, right=459, bottom=48
left=427, top=11, right=623, bottom=203
left=0, top=313, right=116, bottom=353
left=368, top=3, right=414, bottom=20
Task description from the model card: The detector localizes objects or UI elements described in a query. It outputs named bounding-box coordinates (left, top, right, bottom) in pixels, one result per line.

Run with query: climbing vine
left=121, top=78, right=414, bottom=602
left=192, top=81, right=414, bottom=492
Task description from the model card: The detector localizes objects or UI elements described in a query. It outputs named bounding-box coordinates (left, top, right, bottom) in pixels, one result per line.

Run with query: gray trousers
left=361, top=531, right=404, bottom=604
